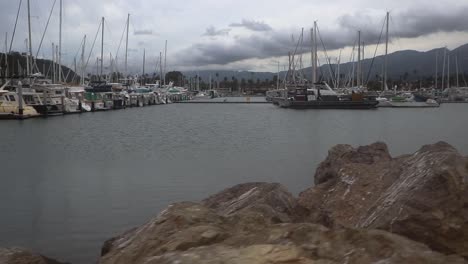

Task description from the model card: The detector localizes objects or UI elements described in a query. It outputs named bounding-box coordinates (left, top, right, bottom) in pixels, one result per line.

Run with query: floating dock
left=175, top=97, right=269, bottom=104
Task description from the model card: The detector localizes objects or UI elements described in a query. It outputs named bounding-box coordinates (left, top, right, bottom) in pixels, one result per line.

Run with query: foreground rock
left=202, top=182, right=310, bottom=223
left=0, top=248, right=67, bottom=264
left=299, top=141, right=468, bottom=258
left=100, top=183, right=466, bottom=264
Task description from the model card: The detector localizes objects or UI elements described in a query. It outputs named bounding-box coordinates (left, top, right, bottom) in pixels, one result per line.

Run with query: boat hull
left=277, top=99, right=378, bottom=109
left=378, top=101, right=440, bottom=108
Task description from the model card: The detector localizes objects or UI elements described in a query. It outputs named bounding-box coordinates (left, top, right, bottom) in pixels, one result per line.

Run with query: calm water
left=0, top=103, right=467, bottom=263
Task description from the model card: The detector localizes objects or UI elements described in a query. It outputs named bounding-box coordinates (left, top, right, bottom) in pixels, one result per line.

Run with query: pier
left=175, top=97, right=269, bottom=104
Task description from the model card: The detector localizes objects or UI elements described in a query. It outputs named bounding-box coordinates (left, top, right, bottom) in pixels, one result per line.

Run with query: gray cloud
left=175, top=32, right=293, bottom=66
left=175, top=7, right=468, bottom=67
left=229, top=19, right=272, bottom=31
left=203, top=26, right=230, bottom=37
left=134, top=30, right=155, bottom=36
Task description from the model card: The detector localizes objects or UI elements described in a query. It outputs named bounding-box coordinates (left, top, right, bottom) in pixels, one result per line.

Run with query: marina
left=1, top=103, right=467, bottom=263
left=1, top=0, right=468, bottom=263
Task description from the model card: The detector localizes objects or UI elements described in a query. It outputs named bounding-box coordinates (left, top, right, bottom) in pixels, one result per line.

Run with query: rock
left=299, top=141, right=468, bottom=258
left=100, top=183, right=467, bottom=264
left=202, top=182, right=309, bottom=223
left=0, top=248, right=68, bottom=264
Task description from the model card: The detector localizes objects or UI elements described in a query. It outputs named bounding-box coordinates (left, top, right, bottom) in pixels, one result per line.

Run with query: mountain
left=0, top=52, right=79, bottom=83
left=182, top=44, right=468, bottom=85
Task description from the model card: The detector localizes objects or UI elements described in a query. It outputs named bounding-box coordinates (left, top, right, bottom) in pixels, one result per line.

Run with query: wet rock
left=299, top=141, right=468, bottom=258
left=0, top=248, right=68, bottom=264
left=100, top=182, right=467, bottom=264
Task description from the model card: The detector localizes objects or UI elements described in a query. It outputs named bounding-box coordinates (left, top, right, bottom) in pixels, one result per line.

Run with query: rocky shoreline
left=2, top=141, right=467, bottom=264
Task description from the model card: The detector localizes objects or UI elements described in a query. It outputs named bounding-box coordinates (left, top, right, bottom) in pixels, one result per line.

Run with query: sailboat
left=377, top=12, right=439, bottom=108
left=275, top=25, right=378, bottom=109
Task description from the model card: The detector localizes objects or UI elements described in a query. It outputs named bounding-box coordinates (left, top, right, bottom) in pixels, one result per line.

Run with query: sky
left=1, top=0, right=468, bottom=74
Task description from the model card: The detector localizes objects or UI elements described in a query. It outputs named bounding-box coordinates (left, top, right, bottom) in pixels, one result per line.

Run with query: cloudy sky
left=1, top=0, right=468, bottom=74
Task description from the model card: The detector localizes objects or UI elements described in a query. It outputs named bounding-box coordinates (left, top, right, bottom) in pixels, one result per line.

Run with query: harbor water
left=1, top=102, right=467, bottom=263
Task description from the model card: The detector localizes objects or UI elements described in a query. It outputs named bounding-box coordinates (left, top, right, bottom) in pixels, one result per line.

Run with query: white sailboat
left=377, top=12, right=439, bottom=108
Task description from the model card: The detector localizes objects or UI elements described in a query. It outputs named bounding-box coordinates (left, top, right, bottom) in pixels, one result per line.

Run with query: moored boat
left=276, top=82, right=378, bottom=109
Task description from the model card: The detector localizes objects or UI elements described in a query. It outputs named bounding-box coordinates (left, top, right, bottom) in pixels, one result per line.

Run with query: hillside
left=0, top=52, right=79, bottom=83
left=183, top=44, right=468, bottom=85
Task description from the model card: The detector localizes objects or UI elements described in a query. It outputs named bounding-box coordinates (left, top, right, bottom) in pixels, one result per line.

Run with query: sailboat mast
left=361, top=42, right=365, bottom=86
left=447, top=53, right=450, bottom=89
left=56, top=45, right=59, bottom=82
left=100, top=17, right=104, bottom=80
left=456, top=55, right=459, bottom=88
left=125, top=13, right=129, bottom=78
left=159, top=51, right=163, bottom=86
left=4, top=32, right=8, bottom=78
left=164, top=40, right=167, bottom=85
left=441, top=49, right=446, bottom=90
left=357, top=31, right=361, bottom=87
left=52, top=42, right=55, bottom=82
left=58, top=0, right=62, bottom=82
left=142, top=49, right=145, bottom=85
left=337, top=50, right=342, bottom=88
left=277, top=61, right=280, bottom=90
left=81, top=35, right=86, bottom=85
left=384, top=11, right=389, bottom=91
left=27, top=0, right=33, bottom=76
left=313, top=21, right=318, bottom=84
left=435, top=51, right=438, bottom=89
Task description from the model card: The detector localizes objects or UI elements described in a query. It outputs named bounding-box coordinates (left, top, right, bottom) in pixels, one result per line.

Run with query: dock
left=175, top=97, right=270, bottom=104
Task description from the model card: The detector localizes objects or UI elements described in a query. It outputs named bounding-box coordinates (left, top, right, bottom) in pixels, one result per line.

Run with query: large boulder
left=299, top=141, right=468, bottom=258
left=0, top=248, right=68, bottom=264
left=100, top=183, right=466, bottom=264
left=202, top=182, right=309, bottom=223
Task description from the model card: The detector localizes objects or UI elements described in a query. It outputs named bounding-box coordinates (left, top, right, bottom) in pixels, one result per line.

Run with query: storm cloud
left=203, top=26, right=231, bottom=37
left=229, top=19, right=273, bottom=32
left=175, top=6, right=468, bottom=68
left=1, top=0, right=468, bottom=72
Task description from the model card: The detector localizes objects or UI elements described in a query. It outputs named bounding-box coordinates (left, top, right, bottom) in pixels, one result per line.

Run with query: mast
left=100, top=17, right=104, bottom=80
left=56, top=45, right=59, bottom=81
left=159, top=51, right=163, bottom=86
left=4, top=32, right=8, bottom=78
left=52, top=42, right=55, bottom=82
left=18, top=39, right=26, bottom=115
left=58, top=0, right=62, bottom=82
left=456, top=55, right=459, bottom=88
left=142, top=48, right=145, bottom=85
left=441, top=48, right=446, bottom=90
left=73, top=57, right=76, bottom=82
left=277, top=61, right=280, bottom=90
left=27, top=0, right=33, bottom=76
left=361, top=41, right=365, bottom=86
left=109, top=52, right=113, bottom=82
left=81, top=35, right=86, bottom=85
left=384, top=11, right=389, bottom=91
left=25, top=39, right=30, bottom=78
left=435, top=51, right=438, bottom=89
left=313, top=21, right=318, bottom=84
left=164, top=40, right=167, bottom=85
left=337, top=50, right=342, bottom=88
left=357, top=31, right=361, bottom=87
left=125, top=13, right=129, bottom=78
left=447, top=53, right=450, bottom=89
